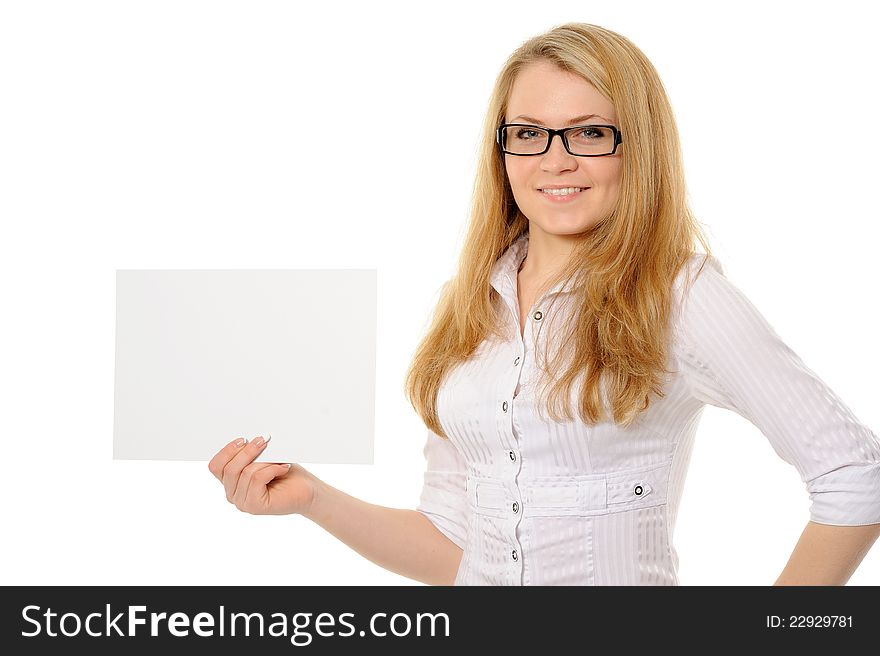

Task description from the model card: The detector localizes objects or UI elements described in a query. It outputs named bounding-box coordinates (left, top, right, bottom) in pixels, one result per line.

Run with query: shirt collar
left=489, top=232, right=578, bottom=300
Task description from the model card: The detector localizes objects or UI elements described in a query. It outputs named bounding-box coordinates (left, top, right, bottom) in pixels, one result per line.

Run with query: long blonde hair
left=404, top=22, right=713, bottom=439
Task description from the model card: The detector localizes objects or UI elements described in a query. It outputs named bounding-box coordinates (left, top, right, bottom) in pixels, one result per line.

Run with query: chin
left=531, top=215, right=601, bottom=235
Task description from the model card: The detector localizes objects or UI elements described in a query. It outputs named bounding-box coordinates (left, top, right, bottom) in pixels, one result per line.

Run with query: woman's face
left=504, top=60, right=622, bottom=236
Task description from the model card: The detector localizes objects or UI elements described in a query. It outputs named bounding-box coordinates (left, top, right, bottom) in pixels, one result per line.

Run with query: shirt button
left=512, top=501, right=519, bottom=514
left=508, top=450, right=516, bottom=462
left=502, top=401, right=508, bottom=412
left=533, top=310, right=543, bottom=321
left=513, top=356, right=521, bottom=366
left=511, top=549, right=519, bottom=561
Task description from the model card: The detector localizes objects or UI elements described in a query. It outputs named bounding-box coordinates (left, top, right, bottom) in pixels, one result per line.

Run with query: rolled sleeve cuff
left=806, top=461, right=880, bottom=526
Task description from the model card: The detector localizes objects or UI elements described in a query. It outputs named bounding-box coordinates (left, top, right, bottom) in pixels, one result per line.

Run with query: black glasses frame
left=496, top=123, right=624, bottom=157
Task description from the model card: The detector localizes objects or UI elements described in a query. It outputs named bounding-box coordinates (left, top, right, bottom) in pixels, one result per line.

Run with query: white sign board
left=113, top=269, right=376, bottom=464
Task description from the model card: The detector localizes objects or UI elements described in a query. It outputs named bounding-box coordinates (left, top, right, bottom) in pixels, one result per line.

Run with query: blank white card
left=113, top=269, right=376, bottom=464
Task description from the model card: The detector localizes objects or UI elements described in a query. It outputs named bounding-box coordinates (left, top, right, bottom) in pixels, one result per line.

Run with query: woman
left=208, top=22, right=880, bottom=585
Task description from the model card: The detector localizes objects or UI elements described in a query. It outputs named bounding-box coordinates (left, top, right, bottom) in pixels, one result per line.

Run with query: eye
left=514, top=128, right=541, bottom=140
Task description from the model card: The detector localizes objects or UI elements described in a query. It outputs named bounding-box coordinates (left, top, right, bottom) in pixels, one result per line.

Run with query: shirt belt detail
left=465, top=459, right=671, bottom=519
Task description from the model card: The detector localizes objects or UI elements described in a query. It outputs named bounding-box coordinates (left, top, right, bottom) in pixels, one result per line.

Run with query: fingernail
left=233, top=438, right=246, bottom=448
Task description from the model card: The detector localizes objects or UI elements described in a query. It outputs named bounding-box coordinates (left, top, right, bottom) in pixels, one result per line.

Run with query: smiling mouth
left=537, top=187, right=590, bottom=197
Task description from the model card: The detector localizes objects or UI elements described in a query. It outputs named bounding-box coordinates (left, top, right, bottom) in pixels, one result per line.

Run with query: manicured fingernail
left=253, top=435, right=269, bottom=447
left=233, top=438, right=246, bottom=448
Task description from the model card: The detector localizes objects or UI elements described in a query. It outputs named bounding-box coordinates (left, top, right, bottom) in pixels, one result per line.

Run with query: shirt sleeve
left=415, top=428, right=471, bottom=549
left=673, top=255, right=880, bottom=526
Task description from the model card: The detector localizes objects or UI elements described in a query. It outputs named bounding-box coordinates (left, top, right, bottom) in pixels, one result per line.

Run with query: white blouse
left=415, top=232, right=880, bottom=585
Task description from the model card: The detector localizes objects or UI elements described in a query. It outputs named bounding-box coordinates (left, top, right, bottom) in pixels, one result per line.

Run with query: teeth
left=540, top=187, right=584, bottom=196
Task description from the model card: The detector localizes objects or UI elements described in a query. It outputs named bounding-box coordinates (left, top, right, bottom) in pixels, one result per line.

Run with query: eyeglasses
left=496, top=123, right=623, bottom=157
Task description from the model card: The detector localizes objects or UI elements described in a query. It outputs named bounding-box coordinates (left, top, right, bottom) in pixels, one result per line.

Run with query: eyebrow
left=509, top=113, right=615, bottom=125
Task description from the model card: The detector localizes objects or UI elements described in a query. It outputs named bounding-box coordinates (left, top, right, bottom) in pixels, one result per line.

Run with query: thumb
left=253, top=463, right=292, bottom=487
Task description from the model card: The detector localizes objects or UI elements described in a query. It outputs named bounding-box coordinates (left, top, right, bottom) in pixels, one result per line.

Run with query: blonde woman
left=208, top=23, right=880, bottom=585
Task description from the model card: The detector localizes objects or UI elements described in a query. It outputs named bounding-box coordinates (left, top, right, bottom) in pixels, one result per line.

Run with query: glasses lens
left=566, top=125, right=615, bottom=155
left=502, top=126, right=549, bottom=154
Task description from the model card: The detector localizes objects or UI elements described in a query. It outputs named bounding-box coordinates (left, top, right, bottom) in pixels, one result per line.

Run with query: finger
left=222, top=435, right=271, bottom=502
left=232, top=462, right=278, bottom=509
left=253, top=463, right=291, bottom=488
left=245, top=464, right=293, bottom=512
left=207, top=437, right=248, bottom=480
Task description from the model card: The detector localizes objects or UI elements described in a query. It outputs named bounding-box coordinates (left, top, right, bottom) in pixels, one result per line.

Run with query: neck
left=518, top=228, right=577, bottom=283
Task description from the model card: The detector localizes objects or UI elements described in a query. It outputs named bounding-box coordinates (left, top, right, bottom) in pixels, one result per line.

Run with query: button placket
left=506, top=394, right=524, bottom=569
left=508, top=493, right=523, bottom=568
left=504, top=343, right=525, bottom=575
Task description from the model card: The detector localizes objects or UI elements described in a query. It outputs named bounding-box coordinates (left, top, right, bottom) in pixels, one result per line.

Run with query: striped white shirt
left=416, top=232, right=880, bottom=585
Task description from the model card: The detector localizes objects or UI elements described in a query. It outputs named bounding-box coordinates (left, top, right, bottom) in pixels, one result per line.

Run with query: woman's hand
left=207, top=435, right=316, bottom=516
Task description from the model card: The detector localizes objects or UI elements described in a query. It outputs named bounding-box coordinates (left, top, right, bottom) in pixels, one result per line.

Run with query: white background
left=1, top=0, right=877, bottom=586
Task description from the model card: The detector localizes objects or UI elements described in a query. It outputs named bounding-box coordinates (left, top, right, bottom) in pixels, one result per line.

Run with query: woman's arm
left=774, top=521, right=880, bottom=585
left=672, top=258, right=880, bottom=582
left=302, top=475, right=464, bottom=586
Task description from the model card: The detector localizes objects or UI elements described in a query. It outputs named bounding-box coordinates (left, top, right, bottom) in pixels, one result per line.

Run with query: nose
left=541, top=132, right=577, bottom=171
